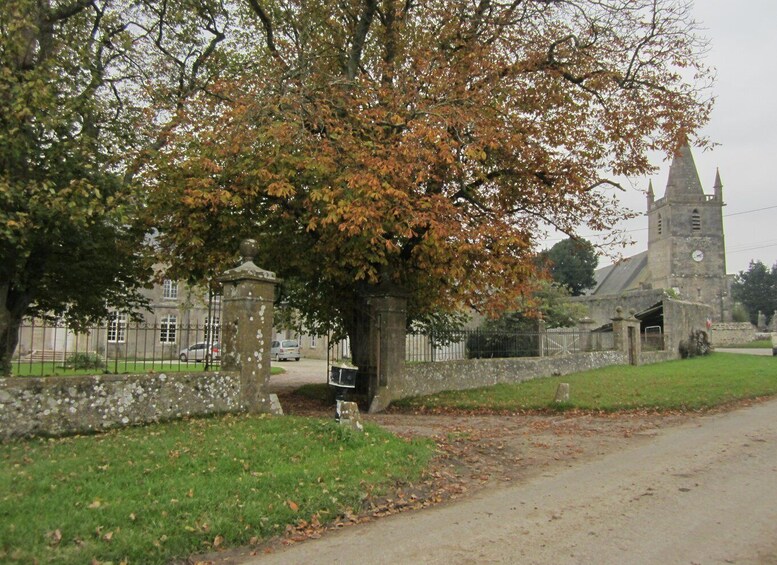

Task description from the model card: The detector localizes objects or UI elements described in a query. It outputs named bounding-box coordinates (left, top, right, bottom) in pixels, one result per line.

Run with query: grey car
left=271, top=339, right=300, bottom=361
left=179, top=342, right=221, bottom=362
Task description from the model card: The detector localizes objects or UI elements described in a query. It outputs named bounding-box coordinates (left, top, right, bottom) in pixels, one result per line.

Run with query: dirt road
left=244, top=398, right=777, bottom=564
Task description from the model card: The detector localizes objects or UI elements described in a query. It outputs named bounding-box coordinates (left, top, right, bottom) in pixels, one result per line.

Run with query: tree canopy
left=144, top=0, right=713, bottom=354
left=1, top=0, right=715, bottom=374
left=539, top=238, right=599, bottom=296
left=731, top=260, right=777, bottom=327
left=0, top=0, right=229, bottom=373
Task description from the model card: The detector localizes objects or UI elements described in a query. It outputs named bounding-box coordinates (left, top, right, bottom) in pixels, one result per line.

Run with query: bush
left=65, top=352, right=105, bottom=370
left=679, top=330, right=711, bottom=359
left=731, top=302, right=750, bottom=323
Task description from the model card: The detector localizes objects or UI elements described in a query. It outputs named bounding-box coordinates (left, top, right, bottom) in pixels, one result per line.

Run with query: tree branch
left=46, top=0, right=94, bottom=23
left=245, top=0, right=289, bottom=70
left=348, top=0, right=378, bottom=80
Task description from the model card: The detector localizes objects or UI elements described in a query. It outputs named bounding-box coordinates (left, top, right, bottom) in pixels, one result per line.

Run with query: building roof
left=587, top=251, right=649, bottom=296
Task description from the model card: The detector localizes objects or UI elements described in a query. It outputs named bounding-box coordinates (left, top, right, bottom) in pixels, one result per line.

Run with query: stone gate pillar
left=366, top=289, right=408, bottom=414
left=219, top=239, right=280, bottom=414
left=612, top=307, right=641, bottom=365
left=578, top=317, right=596, bottom=352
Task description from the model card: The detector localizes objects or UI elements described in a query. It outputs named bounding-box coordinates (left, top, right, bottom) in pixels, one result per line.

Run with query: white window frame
left=107, top=313, right=127, bottom=343
left=162, top=279, right=178, bottom=300
left=310, top=334, right=317, bottom=348
left=160, top=315, right=177, bottom=343
left=205, top=316, right=220, bottom=342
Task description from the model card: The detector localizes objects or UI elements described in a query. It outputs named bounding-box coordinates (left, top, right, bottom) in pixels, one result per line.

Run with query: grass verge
left=394, top=353, right=777, bottom=413
left=0, top=415, right=433, bottom=564
left=720, top=339, right=771, bottom=349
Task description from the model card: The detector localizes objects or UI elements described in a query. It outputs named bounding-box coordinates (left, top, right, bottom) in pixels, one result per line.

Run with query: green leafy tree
left=539, top=238, right=599, bottom=296
left=467, top=281, right=587, bottom=358
left=731, top=261, right=777, bottom=326
left=0, top=0, right=228, bottom=375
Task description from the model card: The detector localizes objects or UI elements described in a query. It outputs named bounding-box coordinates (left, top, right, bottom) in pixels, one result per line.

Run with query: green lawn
left=395, top=353, right=777, bottom=412
left=0, top=415, right=433, bottom=564
left=8, top=362, right=285, bottom=378
left=719, top=339, right=772, bottom=349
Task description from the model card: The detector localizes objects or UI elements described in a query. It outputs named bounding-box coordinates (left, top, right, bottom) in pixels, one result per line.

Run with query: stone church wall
left=572, top=288, right=666, bottom=328
left=662, top=298, right=712, bottom=353
left=709, top=322, right=757, bottom=346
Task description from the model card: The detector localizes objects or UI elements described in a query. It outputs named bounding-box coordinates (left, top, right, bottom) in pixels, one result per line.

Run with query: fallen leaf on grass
left=286, top=500, right=299, bottom=511
left=47, top=529, right=62, bottom=547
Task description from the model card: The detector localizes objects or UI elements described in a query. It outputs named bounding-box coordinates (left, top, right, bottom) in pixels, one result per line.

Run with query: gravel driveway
left=241, top=398, right=777, bottom=564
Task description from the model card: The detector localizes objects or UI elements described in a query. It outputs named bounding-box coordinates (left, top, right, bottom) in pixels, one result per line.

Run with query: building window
left=657, top=214, right=662, bottom=235
left=691, top=209, right=701, bottom=232
left=205, top=316, right=220, bottom=342
left=160, top=315, right=177, bottom=343
left=163, top=279, right=178, bottom=300
left=310, top=334, right=317, bottom=349
left=107, top=313, right=127, bottom=343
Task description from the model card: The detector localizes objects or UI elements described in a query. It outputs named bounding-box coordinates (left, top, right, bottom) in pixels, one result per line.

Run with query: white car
left=271, top=339, right=300, bottom=361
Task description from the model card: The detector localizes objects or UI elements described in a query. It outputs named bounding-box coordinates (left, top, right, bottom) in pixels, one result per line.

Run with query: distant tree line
left=731, top=260, right=777, bottom=327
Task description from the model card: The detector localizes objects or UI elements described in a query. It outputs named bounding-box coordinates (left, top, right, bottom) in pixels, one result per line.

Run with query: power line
left=724, top=204, right=777, bottom=218
left=545, top=203, right=777, bottom=242
left=727, top=242, right=777, bottom=255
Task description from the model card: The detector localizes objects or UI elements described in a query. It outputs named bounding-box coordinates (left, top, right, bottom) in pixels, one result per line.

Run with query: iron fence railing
left=405, top=328, right=620, bottom=363
left=10, top=318, right=222, bottom=377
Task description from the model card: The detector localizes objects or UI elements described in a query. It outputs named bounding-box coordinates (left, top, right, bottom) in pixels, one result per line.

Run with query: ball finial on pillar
left=240, top=239, right=258, bottom=264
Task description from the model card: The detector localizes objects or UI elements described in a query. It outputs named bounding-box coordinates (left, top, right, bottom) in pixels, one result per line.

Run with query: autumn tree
left=539, top=238, right=599, bottom=296
left=0, top=0, right=229, bottom=374
left=144, top=0, right=713, bottom=376
left=731, top=260, right=777, bottom=326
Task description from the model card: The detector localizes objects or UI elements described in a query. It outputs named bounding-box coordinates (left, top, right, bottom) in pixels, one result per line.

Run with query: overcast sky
left=558, top=0, right=777, bottom=275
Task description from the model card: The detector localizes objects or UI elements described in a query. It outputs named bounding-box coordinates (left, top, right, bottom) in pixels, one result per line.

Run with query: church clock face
left=691, top=249, right=704, bottom=262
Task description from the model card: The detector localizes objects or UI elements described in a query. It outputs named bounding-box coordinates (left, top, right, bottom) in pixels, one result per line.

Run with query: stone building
left=576, top=142, right=729, bottom=327
left=645, top=143, right=728, bottom=321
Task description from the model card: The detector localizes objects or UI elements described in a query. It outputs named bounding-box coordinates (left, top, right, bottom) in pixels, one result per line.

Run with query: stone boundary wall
left=0, top=371, right=243, bottom=441
left=709, top=322, right=756, bottom=346
left=397, top=350, right=675, bottom=401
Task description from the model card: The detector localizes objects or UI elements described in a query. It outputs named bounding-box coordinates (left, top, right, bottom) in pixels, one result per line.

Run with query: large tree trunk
left=343, top=291, right=375, bottom=404
left=0, top=284, right=24, bottom=377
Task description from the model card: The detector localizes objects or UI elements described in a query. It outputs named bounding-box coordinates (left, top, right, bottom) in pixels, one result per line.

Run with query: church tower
left=646, top=142, right=728, bottom=321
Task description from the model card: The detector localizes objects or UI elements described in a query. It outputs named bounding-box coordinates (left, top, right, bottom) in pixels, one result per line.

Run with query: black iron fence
left=405, top=328, right=619, bottom=363
left=10, top=318, right=222, bottom=377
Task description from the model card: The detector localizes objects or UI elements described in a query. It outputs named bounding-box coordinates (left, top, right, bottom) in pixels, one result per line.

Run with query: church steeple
left=647, top=179, right=655, bottom=209
left=664, top=141, right=704, bottom=198
left=713, top=168, right=723, bottom=199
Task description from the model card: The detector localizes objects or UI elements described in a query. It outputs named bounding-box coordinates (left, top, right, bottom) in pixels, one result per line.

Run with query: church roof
left=664, top=142, right=704, bottom=198
left=587, top=251, right=649, bottom=295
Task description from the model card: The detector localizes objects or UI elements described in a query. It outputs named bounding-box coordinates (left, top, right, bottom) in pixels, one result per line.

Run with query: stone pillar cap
left=219, top=239, right=279, bottom=284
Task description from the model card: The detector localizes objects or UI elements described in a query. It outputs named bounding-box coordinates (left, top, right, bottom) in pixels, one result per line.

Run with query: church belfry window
left=691, top=209, right=701, bottom=233
left=657, top=214, right=662, bottom=235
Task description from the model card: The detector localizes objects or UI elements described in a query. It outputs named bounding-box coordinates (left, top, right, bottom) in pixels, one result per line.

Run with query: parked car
left=179, top=342, right=220, bottom=363
left=271, top=339, right=300, bottom=361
